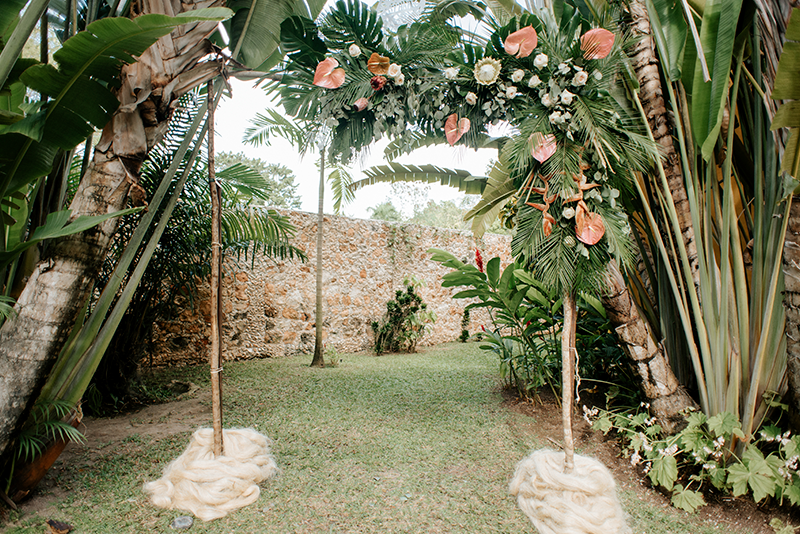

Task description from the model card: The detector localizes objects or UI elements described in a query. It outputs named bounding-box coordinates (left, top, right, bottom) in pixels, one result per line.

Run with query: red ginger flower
left=475, top=248, right=484, bottom=273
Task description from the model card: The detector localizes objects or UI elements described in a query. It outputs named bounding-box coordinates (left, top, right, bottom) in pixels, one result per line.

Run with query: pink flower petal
left=581, top=28, right=615, bottom=60
left=504, top=26, right=538, bottom=58
left=445, top=114, right=470, bottom=146
left=530, top=133, right=557, bottom=163
left=313, top=58, right=345, bottom=88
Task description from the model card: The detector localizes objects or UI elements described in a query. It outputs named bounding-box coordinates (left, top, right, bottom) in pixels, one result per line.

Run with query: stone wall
left=149, top=210, right=511, bottom=367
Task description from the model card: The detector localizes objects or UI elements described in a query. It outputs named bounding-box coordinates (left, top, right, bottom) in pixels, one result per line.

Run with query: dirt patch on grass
left=503, top=390, right=800, bottom=534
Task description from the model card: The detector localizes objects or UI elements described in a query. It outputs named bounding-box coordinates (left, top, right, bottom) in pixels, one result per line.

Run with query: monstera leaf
left=771, top=8, right=800, bottom=183
left=0, top=8, right=231, bottom=199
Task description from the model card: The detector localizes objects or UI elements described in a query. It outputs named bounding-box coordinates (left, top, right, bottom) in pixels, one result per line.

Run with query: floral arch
left=273, top=0, right=660, bottom=471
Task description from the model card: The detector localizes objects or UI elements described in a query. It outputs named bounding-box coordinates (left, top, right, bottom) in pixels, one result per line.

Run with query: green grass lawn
left=2, top=343, right=761, bottom=533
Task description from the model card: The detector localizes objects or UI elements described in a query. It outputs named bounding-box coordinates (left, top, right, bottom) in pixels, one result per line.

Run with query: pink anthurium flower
left=313, top=58, right=345, bottom=88
left=530, top=133, right=557, bottom=163
left=504, top=26, right=538, bottom=58
left=575, top=201, right=605, bottom=245
left=580, top=28, right=615, bottom=60
left=445, top=113, right=470, bottom=145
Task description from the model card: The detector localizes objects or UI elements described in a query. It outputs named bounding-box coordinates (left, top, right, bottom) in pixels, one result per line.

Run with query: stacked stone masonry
left=149, top=210, right=511, bottom=367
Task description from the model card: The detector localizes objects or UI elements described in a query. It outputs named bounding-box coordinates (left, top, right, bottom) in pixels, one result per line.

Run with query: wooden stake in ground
left=561, top=291, right=577, bottom=472
left=207, top=80, right=223, bottom=456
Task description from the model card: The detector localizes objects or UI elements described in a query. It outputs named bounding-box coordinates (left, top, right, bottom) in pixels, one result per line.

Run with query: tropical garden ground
left=1, top=343, right=798, bottom=533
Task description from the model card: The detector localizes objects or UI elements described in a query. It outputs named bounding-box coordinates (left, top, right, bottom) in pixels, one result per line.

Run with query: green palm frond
left=216, top=162, right=273, bottom=202
left=220, top=208, right=305, bottom=261
left=320, top=0, right=386, bottom=52
left=352, top=162, right=487, bottom=195
left=244, top=108, right=313, bottom=153
left=329, top=166, right=355, bottom=214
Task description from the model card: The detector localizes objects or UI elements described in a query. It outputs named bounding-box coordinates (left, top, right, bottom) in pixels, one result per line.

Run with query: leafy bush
left=371, top=276, right=436, bottom=355
left=586, top=399, right=800, bottom=512
left=430, top=248, right=633, bottom=401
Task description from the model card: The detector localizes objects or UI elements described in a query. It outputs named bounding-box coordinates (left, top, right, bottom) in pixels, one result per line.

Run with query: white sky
left=214, top=80, right=496, bottom=219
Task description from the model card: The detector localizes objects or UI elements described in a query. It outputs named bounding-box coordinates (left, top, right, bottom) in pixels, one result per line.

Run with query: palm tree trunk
left=0, top=0, right=223, bottom=463
left=604, top=261, right=698, bottom=433
left=783, top=199, right=800, bottom=430
left=628, top=0, right=699, bottom=289
left=311, top=148, right=326, bottom=368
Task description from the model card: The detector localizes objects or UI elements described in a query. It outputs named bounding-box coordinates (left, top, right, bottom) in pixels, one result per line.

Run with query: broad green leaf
left=592, top=416, right=613, bottom=433
left=644, top=0, right=688, bottom=81
left=671, top=484, right=706, bottom=512
left=771, top=9, right=800, bottom=179
left=486, top=257, right=501, bottom=288
left=784, top=482, right=800, bottom=506
left=706, top=411, right=742, bottom=437
left=228, top=0, right=326, bottom=69
left=279, top=16, right=327, bottom=69
left=0, top=0, right=27, bottom=38
left=690, top=0, right=743, bottom=159
left=649, top=455, right=678, bottom=490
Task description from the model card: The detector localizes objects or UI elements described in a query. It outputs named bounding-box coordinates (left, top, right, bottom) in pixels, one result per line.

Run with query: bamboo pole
left=207, top=80, right=223, bottom=456
left=561, top=291, right=577, bottom=472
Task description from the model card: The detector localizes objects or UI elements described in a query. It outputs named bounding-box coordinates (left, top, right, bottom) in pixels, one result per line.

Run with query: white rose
left=388, top=63, right=402, bottom=78
left=395, top=73, right=405, bottom=86
left=534, top=54, right=548, bottom=69
left=560, top=89, right=575, bottom=105
left=349, top=44, right=361, bottom=57
left=572, top=70, right=589, bottom=86
left=562, top=207, right=576, bottom=219
left=541, top=93, right=554, bottom=107
left=444, top=66, right=459, bottom=80
left=511, top=69, right=525, bottom=82
left=528, top=75, right=541, bottom=88
left=593, top=70, right=603, bottom=81
left=466, top=91, right=477, bottom=105
left=506, top=86, right=518, bottom=98
left=549, top=110, right=564, bottom=125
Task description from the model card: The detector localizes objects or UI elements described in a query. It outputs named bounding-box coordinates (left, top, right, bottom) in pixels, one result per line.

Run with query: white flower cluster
left=582, top=405, right=600, bottom=424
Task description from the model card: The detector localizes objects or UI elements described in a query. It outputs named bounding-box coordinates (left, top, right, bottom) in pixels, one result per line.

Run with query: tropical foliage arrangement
left=372, top=275, right=436, bottom=355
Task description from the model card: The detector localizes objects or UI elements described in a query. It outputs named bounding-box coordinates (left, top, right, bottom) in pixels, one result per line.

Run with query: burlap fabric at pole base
left=509, top=449, right=631, bottom=534
left=143, top=427, right=279, bottom=521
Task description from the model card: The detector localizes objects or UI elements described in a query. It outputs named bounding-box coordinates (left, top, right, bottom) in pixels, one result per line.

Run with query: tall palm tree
left=244, top=110, right=354, bottom=367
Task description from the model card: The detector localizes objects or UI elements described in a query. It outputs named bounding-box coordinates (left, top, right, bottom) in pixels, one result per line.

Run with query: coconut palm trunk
left=627, top=0, right=699, bottom=287
left=0, top=0, right=224, bottom=463
left=603, top=260, right=698, bottom=433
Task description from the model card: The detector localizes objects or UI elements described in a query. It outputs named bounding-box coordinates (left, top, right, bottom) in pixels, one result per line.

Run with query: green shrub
left=586, top=399, right=800, bottom=512
left=371, top=276, right=436, bottom=355
left=459, top=309, right=470, bottom=343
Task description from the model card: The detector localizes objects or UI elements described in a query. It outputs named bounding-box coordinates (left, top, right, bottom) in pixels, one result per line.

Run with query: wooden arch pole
left=207, top=80, right=223, bottom=456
